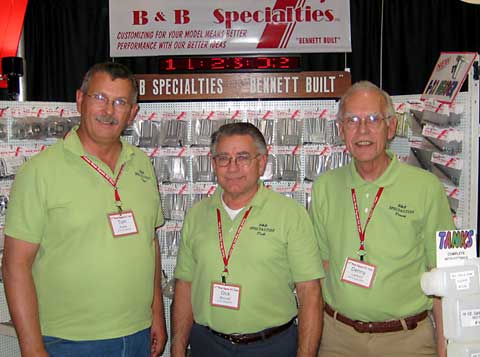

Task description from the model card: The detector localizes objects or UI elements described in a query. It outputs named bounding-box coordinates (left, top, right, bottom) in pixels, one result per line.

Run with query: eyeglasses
left=213, top=154, right=260, bottom=167
left=84, top=93, right=131, bottom=113
left=342, top=113, right=389, bottom=128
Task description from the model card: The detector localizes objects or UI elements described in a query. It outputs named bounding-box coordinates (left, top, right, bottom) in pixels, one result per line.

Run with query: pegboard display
left=0, top=87, right=478, bottom=357
left=0, top=335, right=20, bottom=356
left=390, top=92, right=475, bottom=229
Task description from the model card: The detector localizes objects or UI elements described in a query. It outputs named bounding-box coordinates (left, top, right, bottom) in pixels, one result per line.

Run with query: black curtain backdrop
left=23, top=0, right=480, bottom=102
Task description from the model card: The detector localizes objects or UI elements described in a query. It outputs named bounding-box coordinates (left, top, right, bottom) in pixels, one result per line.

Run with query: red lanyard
left=351, top=187, right=384, bottom=261
left=81, top=156, right=125, bottom=211
left=216, top=207, right=252, bottom=283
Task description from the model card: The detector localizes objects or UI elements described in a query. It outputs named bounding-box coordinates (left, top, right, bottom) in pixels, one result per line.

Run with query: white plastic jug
left=447, top=342, right=480, bottom=357
left=421, top=262, right=480, bottom=297
left=443, top=295, right=480, bottom=343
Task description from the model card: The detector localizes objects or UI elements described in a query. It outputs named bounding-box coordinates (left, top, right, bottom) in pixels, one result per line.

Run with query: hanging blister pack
left=192, top=155, right=214, bottom=182
left=304, top=117, right=327, bottom=144
left=410, top=146, right=434, bottom=172
left=132, top=120, right=162, bottom=147
left=11, top=117, right=47, bottom=140
left=46, top=116, right=79, bottom=138
left=329, top=150, right=351, bottom=170
left=260, top=155, right=277, bottom=181
left=163, top=194, right=189, bottom=221
left=395, top=112, right=412, bottom=138
left=162, top=120, right=187, bottom=147
left=277, top=154, right=300, bottom=181
left=151, top=156, right=167, bottom=182
left=162, top=276, right=176, bottom=299
left=166, top=157, right=189, bottom=183
left=277, top=118, right=302, bottom=146
left=305, top=155, right=329, bottom=181
left=326, top=118, right=342, bottom=146
left=0, top=156, right=27, bottom=177
left=0, top=122, right=7, bottom=141
left=151, top=156, right=189, bottom=183
left=192, top=120, right=214, bottom=146
left=0, top=195, right=8, bottom=216
left=163, top=230, right=182, bottom=257
left=249, top=118, right=274, bottom=145
left=422, top=124, right=463, bottom=155
left=421, top=100, right=464, bottom=127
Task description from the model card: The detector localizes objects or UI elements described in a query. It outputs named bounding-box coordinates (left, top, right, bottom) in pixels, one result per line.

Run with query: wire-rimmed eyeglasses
left=341, top=113, right=390, bottom=128
left=213, top=153, right=260, bottom=167
left=84, top=92, right=132, bottom=113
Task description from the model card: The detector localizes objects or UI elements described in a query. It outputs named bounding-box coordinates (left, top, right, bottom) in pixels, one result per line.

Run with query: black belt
left=207, top=318, right=295, bottom=344
left=325, top=303, right=428, bottom=333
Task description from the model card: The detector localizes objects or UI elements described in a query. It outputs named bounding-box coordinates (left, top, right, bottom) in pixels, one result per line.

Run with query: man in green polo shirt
left=310, top=81, right=454, bottom=357
left=2, top=62, right=166, bottom=357
left=172, top=122, right=325, bottom=357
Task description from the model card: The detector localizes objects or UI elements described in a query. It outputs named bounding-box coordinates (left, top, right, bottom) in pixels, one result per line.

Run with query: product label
left=450, top=270, right=475, bottom=290
left=460, top=309, right=480, bottom=327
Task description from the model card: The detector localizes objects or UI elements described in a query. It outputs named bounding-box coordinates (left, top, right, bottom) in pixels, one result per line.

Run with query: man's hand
left=2, top=236, right=48, bottom=357
left=151, top=237, right=167, bottom=356
left=171, top=280, right=193, bottom=357
left=296, top=279, right=323, bottom=357
left=150, top=310, right=167, bottom=356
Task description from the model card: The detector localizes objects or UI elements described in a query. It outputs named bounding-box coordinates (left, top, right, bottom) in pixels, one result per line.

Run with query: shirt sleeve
left=4, top=159, right=47, bottom=244
left=174, top=210, right=194, bottom=282
left=146, top=157, right=164, bottom=229
left=309, top=178, right=330, bottom=261
left=423, top=176, right=456, bottom=268
left=287, top=203, right=325, bottom=282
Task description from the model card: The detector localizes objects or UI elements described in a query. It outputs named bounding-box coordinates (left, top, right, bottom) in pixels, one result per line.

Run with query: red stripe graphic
left=257, top=0, right=302, bottom=49
left=279, top=0, right=306, bottom=48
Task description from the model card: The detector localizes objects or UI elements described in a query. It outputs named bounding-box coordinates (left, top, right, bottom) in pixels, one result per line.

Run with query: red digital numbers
left=210, top=57, right=226, bottom=70
left=160, top=56, right=300, bottom=72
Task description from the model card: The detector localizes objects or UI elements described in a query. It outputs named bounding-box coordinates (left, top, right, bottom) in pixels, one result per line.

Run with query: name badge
left=108, top=211, right=139, bottom=237
left=341, top=257, right=377, bottom=289
left=210, top=282, right=241, bottom=310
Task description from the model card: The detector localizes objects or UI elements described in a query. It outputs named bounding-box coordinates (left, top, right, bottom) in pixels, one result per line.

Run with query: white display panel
left=0, top=77, right=477, bottom=355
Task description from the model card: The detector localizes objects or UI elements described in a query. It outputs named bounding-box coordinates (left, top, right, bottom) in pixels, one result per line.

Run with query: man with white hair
left=310, top=81, right=454, bottom=357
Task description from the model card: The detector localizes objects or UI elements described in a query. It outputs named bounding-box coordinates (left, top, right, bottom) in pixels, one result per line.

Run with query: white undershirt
left=221, top=195, right=244, bottom=220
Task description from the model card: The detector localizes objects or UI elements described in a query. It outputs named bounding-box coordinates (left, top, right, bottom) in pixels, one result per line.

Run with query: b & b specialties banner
left=109, top=0, right=351, bottom=57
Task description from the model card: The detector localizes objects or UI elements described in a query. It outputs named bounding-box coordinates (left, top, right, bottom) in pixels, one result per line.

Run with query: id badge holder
left=210, top=282, right=241, bottom=310
left=341, top=257, right=377, bottom=289
left=108, top=210, right=139, bottom=237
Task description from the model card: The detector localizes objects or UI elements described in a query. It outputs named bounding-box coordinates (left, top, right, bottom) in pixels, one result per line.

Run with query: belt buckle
left=229, top=333, right=244, bottom=344
left=354, top=321, right=373, bottom=333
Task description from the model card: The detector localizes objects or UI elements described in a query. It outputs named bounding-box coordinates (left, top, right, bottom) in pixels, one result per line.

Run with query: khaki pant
left=318, top=313, right=437, bottom=357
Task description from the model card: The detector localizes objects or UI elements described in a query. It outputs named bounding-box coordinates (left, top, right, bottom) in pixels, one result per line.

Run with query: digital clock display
left=157, top=56, right=301, bottom=72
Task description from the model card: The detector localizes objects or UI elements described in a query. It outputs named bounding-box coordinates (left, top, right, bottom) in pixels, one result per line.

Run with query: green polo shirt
left=310, top=153, right=455, bottom=322
left=5, top=127, right=164, bottom=340
left=175, top=184, right=324, bottom=334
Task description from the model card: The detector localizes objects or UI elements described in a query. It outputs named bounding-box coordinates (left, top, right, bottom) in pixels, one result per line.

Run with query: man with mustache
left=2, top=62, right=166, bottom=357
left=310, top=81, right=455, bottom=357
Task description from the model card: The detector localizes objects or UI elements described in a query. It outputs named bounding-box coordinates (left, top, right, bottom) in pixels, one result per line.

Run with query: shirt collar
left=63, top=125, right=134, bottom=164
left=209, top=181, right=269, bottom=210
left=345, top=151, right=398, bottom=188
